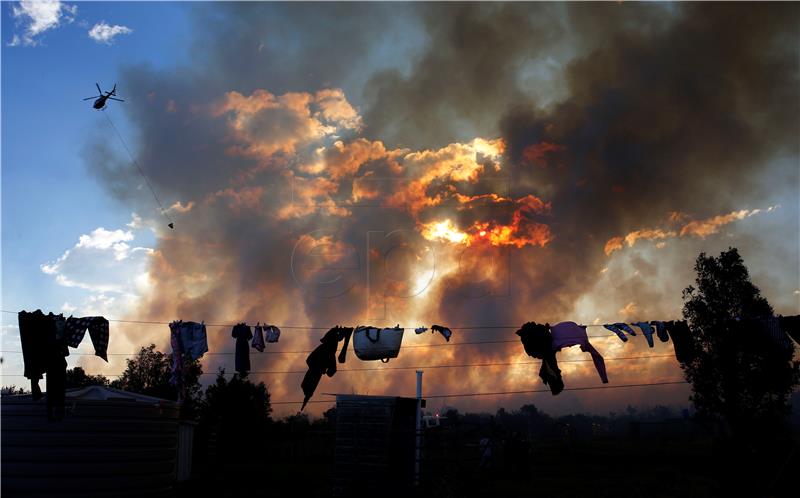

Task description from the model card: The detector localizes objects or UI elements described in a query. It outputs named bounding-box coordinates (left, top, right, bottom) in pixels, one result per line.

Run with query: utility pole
left=415, top=370, right=423, bottom=487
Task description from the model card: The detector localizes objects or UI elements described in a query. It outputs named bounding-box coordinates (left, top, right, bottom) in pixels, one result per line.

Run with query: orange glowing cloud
left=522, top=141, right=565, bottom=166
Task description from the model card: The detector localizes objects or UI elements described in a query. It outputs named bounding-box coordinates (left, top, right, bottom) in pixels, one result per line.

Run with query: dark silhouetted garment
left=634, top=322, right=655, bottom=348
left=516, top=322, right=563, bottom=395
left=65, top=316, right=110, bottom=361
left=651, top=321, right=669, bottom=342
left=666, top=320, right=694, bottom=364
left=779, top=315, right=800, bottom=344
left=232, top=324, right=253, bottom=375
left=302, top=326, right=352, bottom=409
left=252, top=324, right=265, bottom=352
left=551, top=322, right=608, bottom=384
left=264, top=325, right=281, bottom=343
left=603, top=324, right=629, bottom=342
left=616, top=323, right=637, bottom=337
left=431, top=324, right=452, bottom=342
left=18, top=310, right=68, bottom=418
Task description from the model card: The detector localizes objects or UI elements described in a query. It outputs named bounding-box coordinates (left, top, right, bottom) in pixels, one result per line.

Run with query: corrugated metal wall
left=1, top=393, right=181, bottom=497
left=333, top=395, right=417, bottom=497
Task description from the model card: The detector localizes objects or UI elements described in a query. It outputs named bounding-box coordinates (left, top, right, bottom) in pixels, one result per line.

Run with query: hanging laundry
left=353, top=325, right=404, bottom=362
left=650, top=321, right=669, bottom=342
left=252, top=324, right=266, bottom=352
left=516, top=322, right=563, bottom=395
left=551, top=322, right=608, bottom=384
left=232, top=323, right=253, bottom=376
left=430, top=324, right=452, bottom=342
left=264, top=325, right=281, bottom=343
left=634, top=322, right=655, bottom=348
left=415, top=327, right=428, bottom=334
left=779, top=315, right=800, bottom=344
left=665, top=320, right=694, bottom=364
left=616, top=323, right=638, bottom=337
left=301, top=326, right=353, bottom=410
left=169, top=321, right=184, bottom=388
left=603, top=324, right=629, bottom=342
left=337, top=327, right=353, bottom=364
left=65, top=316, right=110, bottom=361
left=17, top=310, right=68, bottom=418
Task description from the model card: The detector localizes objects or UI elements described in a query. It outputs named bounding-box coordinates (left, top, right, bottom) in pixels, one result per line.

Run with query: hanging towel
left=264, top=325, right=281, bottom=343
left=665, top=320, right=694, bottom=364
left=65, top=316, right=109, bottom=361
left=431, top=324, right=452, bottom=342
left=603, top=324, right=629, bottom=342
left=516, top=322, right=563, bottom=395
left=252, top=324, right=266, bottom=352
left=302, top=326, right=352, bottom=410
left=551, top=321, right=608, bottom=384
left=650, top=321, right=669, bottom=342
left=634, top=322, right=655, bottom=348
left=232, top=323, right=253, bottom=375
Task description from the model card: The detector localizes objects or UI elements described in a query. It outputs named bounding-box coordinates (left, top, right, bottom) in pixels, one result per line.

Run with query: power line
left=102, top=109, right=174, bottom=227
left=0, top=353, right=677, bottom=377
left=421, top=380, right=689, bottom=399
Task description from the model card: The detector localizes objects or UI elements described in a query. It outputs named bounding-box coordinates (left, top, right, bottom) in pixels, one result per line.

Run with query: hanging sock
left=634, top=322, right=655, bottom=348
left=603, top=324, right=629, bottom=342
left=252, top=324, right=265, bottom=352
left=264, top=325, right=281, bottom=343
left=415, top=327, right=428, bottom=334
left=551, top=322, right=608, bottom=384
left=431, top=324, right=452, bottom=342
left=650, top=321, right=669, bottom=342
left=232, top=323, right=253, bottom=376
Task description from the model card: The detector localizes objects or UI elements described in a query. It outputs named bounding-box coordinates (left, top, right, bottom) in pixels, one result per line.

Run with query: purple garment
left=550, top=321, right=608, bottom=384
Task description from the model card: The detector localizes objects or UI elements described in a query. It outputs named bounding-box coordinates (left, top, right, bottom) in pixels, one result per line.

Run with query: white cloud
left=88, top=21, right=132, bottom=44
left=9, top=0, right=76, bottom=46
left=40, top=217, right=153, bottom=295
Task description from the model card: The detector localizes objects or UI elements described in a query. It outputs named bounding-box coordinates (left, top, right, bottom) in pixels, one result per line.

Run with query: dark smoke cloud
left=85, top=3, right=798, bottom=415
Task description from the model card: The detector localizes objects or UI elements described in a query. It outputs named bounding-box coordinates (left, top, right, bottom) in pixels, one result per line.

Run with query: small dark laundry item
left=65, top=316, right=109, bottom=361
left=651, top=321, right=670, bottom=343
left=515, top=322, right=563, bottom=395
left=301, top=326, right=353, bottom=410
left=603, top=324, right=629, bottom=342
left=665, top=320, right=695, bottom=364
left=232, top=323, right=253, bottom=376
left=431, top=324, right=452, bottom=342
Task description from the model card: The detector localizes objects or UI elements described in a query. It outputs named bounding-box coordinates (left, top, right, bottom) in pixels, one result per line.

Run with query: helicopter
left=83, top=83, right=124, bottom=109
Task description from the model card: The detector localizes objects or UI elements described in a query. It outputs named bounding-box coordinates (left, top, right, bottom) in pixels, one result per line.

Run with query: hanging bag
left=353, top=325, right=404, bottom=362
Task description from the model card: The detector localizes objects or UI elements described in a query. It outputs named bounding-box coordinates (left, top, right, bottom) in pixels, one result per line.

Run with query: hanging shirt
left=264, top=325, right=281, bottom=343
left=634, top=322, right=655, bottom=348
left=603, top=324, right=629, bottom=342
left=252, top=325, right=266, bottom=352
left=431, top=324, right=452, bottom=342
left=666, top=320, right=694, bottom=364
left=302, top=326, right=352, bottom=410
left=550, top=321, right=608, bottom=384
left=515, top=322, right=563, bottom=395
left=232, top=324, right=253, bottom=376
left=181, top=321, right=208, bottom=361
left=65, top=316, right=110, bottom=361
left=650, top=321, right=669, bottom=342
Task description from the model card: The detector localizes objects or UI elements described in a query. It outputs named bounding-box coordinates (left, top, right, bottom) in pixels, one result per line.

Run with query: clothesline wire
left=271, top=380, right=691, bottom=404
left=102, top=110, right=173, bottom=226
left=0, top=309, right=670, bottom=334
left=0, top=354, right=678, bottom=378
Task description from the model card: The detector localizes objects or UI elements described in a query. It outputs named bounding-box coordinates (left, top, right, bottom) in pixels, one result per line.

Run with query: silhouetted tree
left=65, top=367, right=110, bottom=389
left=110, top=344, right=202, bottom=418
left=197, top=371, right=272, bottom=459
left=0, top=385, right=27, bottom=395
left=681, top=248, right=799, bottom=437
